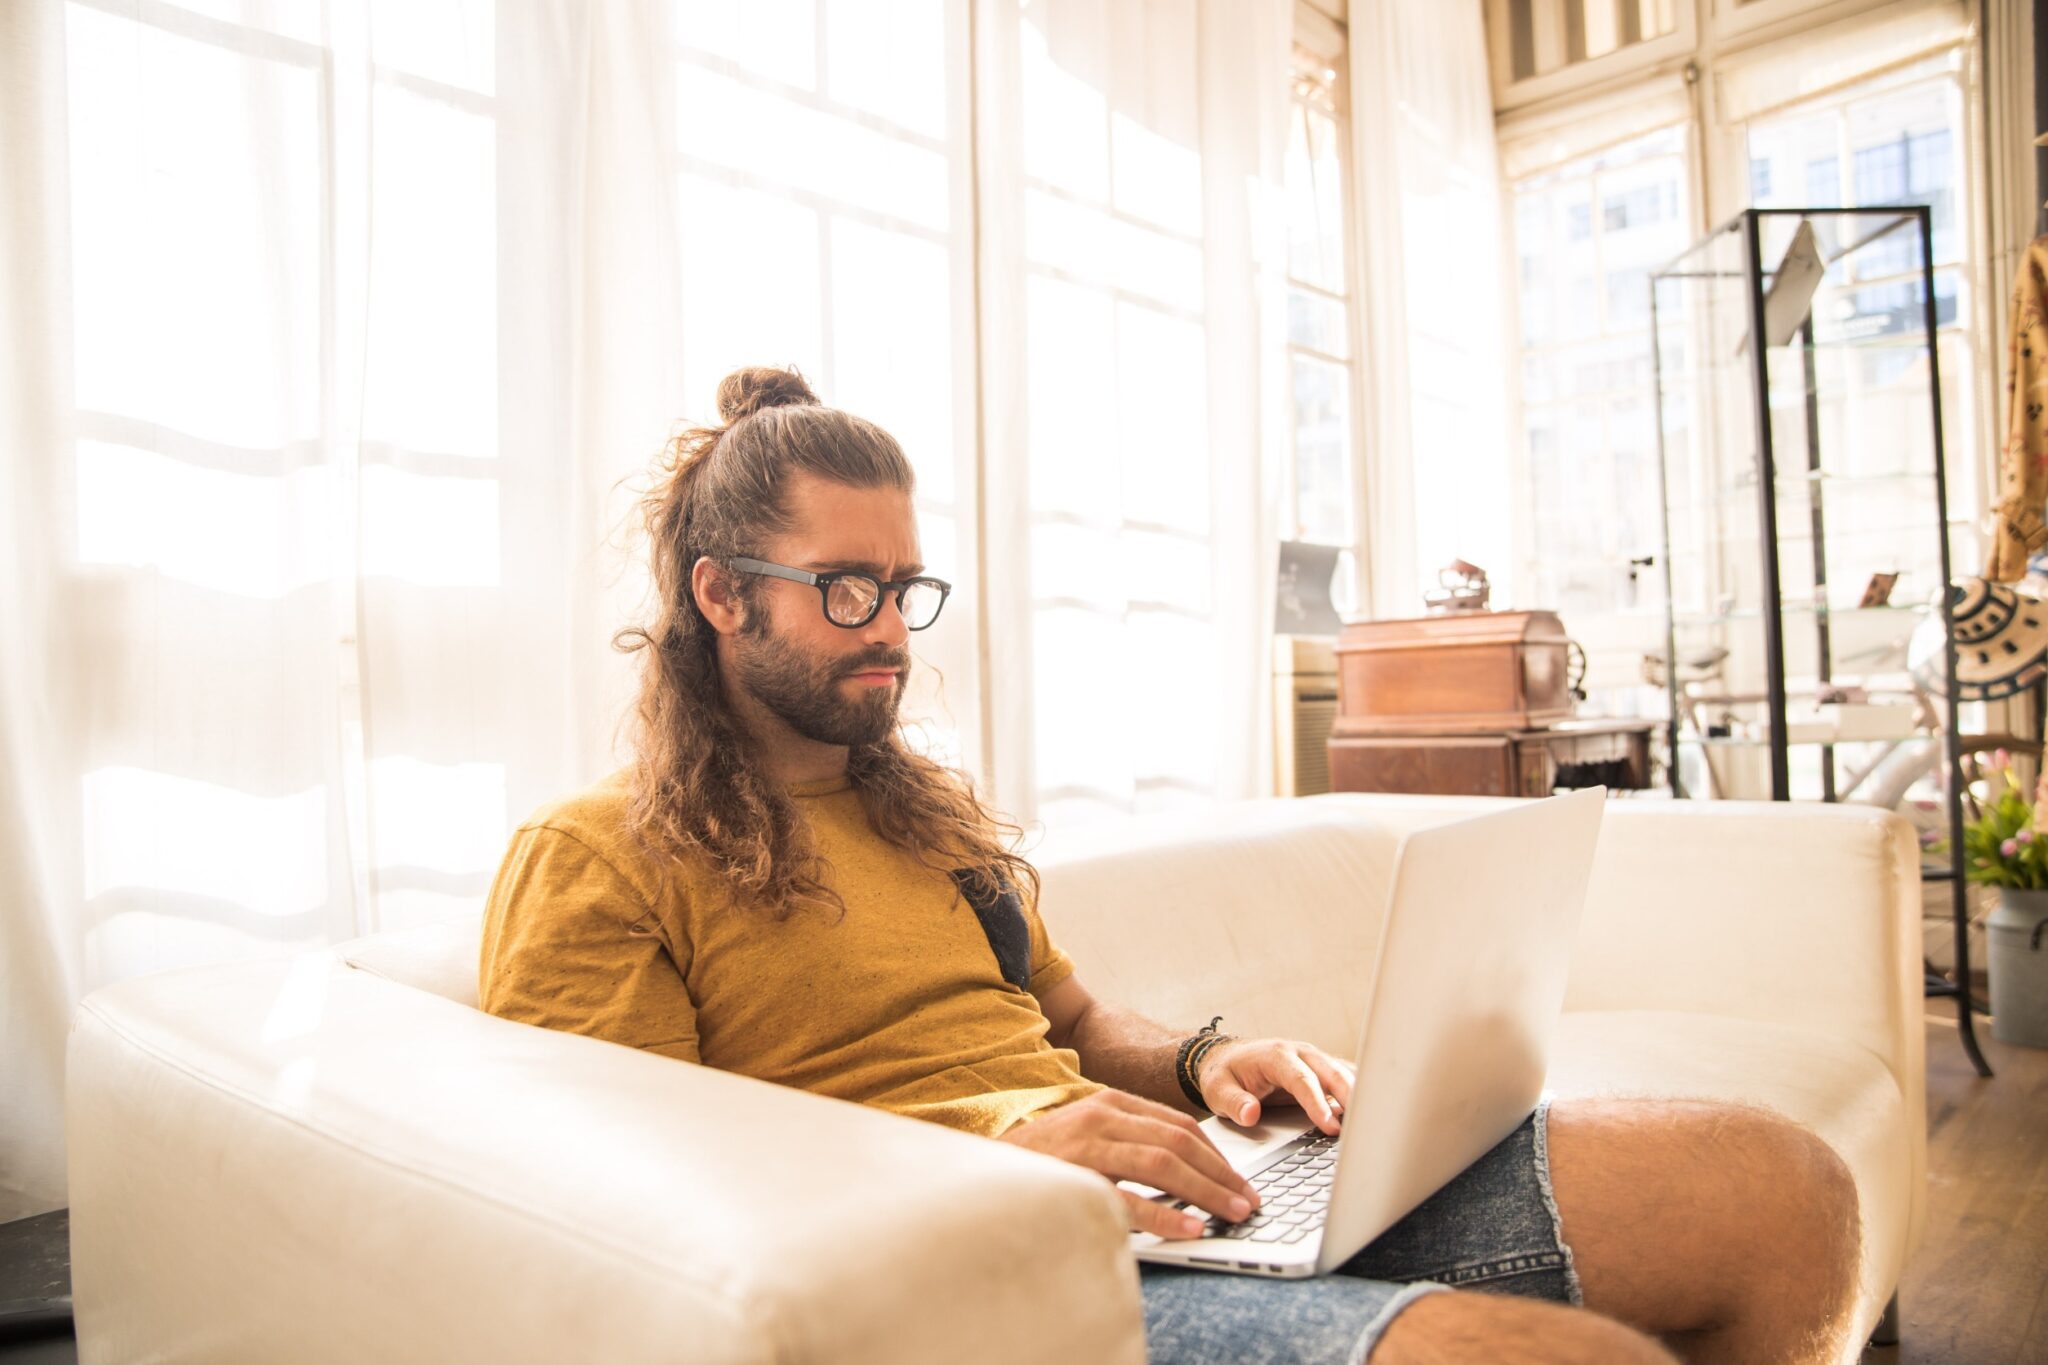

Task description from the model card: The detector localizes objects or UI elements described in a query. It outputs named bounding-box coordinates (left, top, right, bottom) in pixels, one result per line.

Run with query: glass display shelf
left=1650, top=206, right=1989, bottom=1075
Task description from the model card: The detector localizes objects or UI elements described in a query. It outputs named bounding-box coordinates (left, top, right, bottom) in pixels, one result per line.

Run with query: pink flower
left=1992, top=748, right=2013, bottom=770
left=2022, top=829, right=2037, bottom=845
left=2002, top=838, right=2020, bottom=858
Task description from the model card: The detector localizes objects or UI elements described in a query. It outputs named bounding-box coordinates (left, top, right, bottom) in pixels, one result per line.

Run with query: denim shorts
left=1137, top=1098, right=1581, bottom=1364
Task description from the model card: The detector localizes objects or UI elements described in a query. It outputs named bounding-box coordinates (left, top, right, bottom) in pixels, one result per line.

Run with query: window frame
left=1485, top=0, right=1936, bottom=114
left=1485, top=0, right=1699, bottom=113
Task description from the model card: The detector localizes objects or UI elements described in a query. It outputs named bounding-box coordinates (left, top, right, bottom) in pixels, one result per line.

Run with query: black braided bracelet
left=1189, top=1032, right=1233, bottom=1096
left=1175, top=1015, right=1231, bottom=1112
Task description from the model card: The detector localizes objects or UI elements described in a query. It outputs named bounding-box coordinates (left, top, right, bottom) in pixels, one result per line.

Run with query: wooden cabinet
left=1326, top=610, right=1651, bottom=797
left=1327, top=722, right=1653, bottom=798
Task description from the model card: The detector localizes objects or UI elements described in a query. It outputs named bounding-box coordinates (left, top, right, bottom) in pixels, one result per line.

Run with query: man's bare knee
left=1372, top=1290, right=1680, bottom=1365
left=1548, top=1096, right=1861, bottom=1357
left=1732, top=1111, right=1863, bottom=1351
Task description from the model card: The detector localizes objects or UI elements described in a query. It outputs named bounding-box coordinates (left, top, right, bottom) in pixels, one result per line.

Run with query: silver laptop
left=1126, top=787, right=1606, bottom=1278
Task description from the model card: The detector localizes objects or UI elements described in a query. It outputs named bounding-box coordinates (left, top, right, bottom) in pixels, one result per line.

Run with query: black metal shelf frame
left=1649, top=206, right=1990, bottom=1078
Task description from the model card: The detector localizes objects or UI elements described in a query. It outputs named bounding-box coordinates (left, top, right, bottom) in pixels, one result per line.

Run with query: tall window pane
left=1511, top=124, right=1690, bottom=618
left=1284, top=42, right=1358, bottom=554
left=1745, top=55, right=1979, bottom=558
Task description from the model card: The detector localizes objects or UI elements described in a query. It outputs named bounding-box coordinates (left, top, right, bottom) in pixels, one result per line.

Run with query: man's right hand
left=995, top=1090, right=1261, bottom=1239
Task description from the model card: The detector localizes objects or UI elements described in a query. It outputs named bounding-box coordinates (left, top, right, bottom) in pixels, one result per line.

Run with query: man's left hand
left=1196, top=1038, right=1355, bottom=1134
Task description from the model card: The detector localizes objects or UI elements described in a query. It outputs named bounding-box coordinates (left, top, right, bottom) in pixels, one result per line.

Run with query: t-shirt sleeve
left=478, top=823, right=702, bottom=1064
left=1021, top=873, right=1076, bottom=999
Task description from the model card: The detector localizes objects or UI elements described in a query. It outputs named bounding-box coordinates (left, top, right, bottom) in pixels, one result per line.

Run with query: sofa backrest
left=333, top=790, right=1922, bottom=1105
left=1028, top=801, right=1400, bottom=1058
left=331, top=800, right=1406, bottom=1059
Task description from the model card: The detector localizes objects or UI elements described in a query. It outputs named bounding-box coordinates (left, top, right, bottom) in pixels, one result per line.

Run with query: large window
left=1008, top=1, right=1222, bottom=827
left=1496, top=3, right=1985, bottom=727
left=64, top=0, right=511, bottom=962
left=1512, top=125, right=1691, bottom=619
left=1744, top=54, right=1979, bottom=533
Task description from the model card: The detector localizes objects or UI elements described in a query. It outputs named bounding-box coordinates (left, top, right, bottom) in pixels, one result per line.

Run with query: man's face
left=726, top=471, right=921, bottom=749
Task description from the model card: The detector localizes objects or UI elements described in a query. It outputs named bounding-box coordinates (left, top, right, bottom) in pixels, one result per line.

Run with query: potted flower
left=1947, top=752, right=2048, bottom=1048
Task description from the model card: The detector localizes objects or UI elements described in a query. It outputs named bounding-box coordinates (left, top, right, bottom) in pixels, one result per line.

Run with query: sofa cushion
left=1546, top=1008, right=1912, bottom=1318
left=334, top=916, right=485, bottom=1009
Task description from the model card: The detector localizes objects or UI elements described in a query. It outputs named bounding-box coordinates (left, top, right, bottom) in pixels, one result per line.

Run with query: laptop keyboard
left=1172, top=1129, right=1340, bottom=1244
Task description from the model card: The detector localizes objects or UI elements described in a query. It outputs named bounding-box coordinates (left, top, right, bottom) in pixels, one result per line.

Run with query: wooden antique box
left=1330, top=610, right=1572, bottom=737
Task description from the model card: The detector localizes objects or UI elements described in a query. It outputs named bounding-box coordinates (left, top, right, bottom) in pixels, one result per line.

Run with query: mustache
left=839, top=650, right=910, bottom=678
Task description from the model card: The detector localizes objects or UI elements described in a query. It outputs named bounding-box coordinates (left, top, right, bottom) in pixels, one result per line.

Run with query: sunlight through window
left=360, top=465, right=501, bottom=587
left=66, top=6, right=322, bottom=451
left=83, top=767, right=329, bottom=918
left=367, top=757, right=509, bottom=877
left=75, top=442, right=333, bottom=599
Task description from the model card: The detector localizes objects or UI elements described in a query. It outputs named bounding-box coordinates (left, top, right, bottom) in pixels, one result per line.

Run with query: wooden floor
left=1860, top=1014, right=2048, bottom=1365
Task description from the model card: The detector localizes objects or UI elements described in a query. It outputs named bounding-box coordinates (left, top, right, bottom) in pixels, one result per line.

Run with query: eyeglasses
left=729, top=556, right=952, bottom=631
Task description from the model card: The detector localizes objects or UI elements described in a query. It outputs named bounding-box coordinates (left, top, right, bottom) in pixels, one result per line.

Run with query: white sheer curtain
left=976, top=0, right=1291, bottom=830
left=0, top=0, right=630, bottom=1223
left=0, top=0, right=1292, bottom=1222
left=1348, top=0, right=1515, bottom=618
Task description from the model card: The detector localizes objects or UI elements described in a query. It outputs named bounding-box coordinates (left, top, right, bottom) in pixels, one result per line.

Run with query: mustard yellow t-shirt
left=478, top=768, right=1105, bottom=1136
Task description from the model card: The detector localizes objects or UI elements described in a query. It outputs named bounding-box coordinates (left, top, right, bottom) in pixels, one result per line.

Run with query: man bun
left=716, top=365, right=820, bottom=423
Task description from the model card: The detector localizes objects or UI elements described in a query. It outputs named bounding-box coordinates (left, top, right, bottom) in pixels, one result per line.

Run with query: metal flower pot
left=1988, top=888, right=2048, bottom=1049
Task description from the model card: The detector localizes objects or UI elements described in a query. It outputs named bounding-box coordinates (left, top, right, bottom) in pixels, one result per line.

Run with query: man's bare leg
left=1374, top=1097, right=1859, bottom=1364
left=1375, top=1292, right=1680, bottom=1364
left=1546, top=1097, right=1862, bottom=1363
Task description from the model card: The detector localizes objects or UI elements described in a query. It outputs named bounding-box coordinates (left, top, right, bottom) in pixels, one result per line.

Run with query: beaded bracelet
left=1174, top=1015, right=1235, bottom=1113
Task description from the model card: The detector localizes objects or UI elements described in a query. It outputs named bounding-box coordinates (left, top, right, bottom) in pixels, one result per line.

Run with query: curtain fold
left=0, top=0, right=639, bottom=1223
left=1, top=0, right=1296, bottom=1220
left=0, top=0, right=83, bottom=1229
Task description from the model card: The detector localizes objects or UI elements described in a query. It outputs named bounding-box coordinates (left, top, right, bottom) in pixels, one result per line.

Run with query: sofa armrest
left=1309, top=795, right=1920, bottom=1052
left=1307, top=793, right=1926, bottom=1132
left=1566, top=801, right=1921, bottom=1049
left=66, top=954, right=1144, bottom=1365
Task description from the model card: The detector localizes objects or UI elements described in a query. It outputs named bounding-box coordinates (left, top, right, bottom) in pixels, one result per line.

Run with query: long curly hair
left=613, top=365, right=1039, bottom=921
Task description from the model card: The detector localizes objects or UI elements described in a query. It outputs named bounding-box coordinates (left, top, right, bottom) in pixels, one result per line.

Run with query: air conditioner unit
left=1274, top=634, right=1340, bottom=797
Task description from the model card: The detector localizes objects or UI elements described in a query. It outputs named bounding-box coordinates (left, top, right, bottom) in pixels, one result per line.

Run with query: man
left=481, top=367, right=1863, bottom=1363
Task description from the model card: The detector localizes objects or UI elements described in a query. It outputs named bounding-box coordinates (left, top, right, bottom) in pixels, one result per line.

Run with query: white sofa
left=66, top=792, right=1925, bottom=1363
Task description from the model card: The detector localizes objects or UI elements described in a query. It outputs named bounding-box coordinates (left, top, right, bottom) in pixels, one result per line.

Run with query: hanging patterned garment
left=1988, top=234, right=2048, bottom=580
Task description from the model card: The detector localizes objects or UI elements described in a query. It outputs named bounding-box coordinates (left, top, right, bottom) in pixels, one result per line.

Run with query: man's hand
left=995, top=1090, right=1263, bottom=1240
left=1197, top=1038, right=1355, bottom=1134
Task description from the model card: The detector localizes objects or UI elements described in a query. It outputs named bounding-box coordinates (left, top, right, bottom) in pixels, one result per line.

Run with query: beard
left=730, top=616, right=907, bottom=748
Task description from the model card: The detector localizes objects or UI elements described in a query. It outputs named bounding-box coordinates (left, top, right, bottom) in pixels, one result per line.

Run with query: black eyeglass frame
left=728, top=556, right=952, bottom=630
